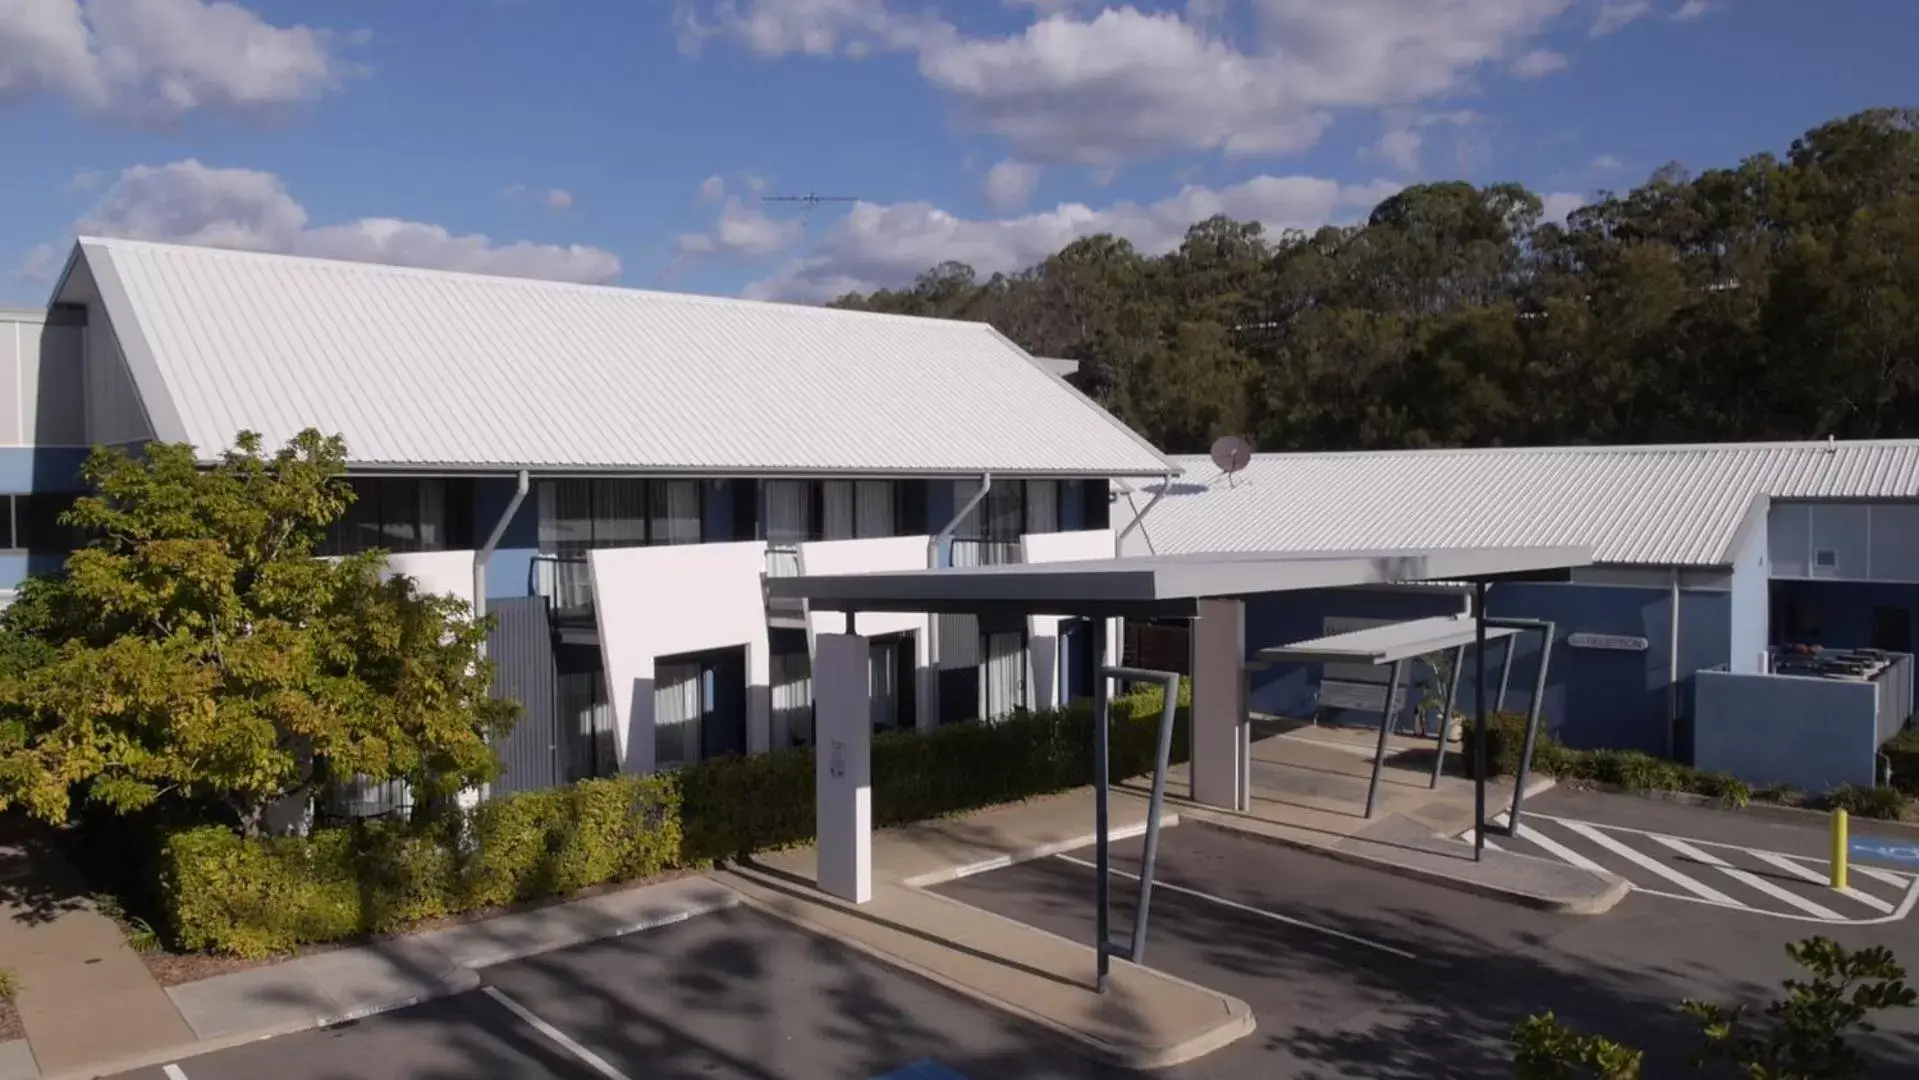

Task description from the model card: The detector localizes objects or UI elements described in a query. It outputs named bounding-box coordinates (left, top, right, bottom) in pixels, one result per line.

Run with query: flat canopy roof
left=1254, top=615, right=1522, bottom=667
left=769, top=546, right=1592, bottom=618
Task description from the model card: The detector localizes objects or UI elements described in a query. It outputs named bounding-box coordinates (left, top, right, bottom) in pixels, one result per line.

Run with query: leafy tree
left=0, top=430, right=518, bottom=836
left=1513, top=937, right=1916, bottom=1079
left=836, top=107, right=1919, bottom=457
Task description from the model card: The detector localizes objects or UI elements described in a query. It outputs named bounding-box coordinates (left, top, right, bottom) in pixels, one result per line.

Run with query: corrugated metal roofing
left=1125, top=441, right=1919, bottom=568
left=69, top=237, right=1176, bottom=477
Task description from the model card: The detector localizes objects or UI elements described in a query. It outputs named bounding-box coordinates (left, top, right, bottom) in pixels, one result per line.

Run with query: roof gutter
left=1114, top=474, right=1175, bottom=556
left=473, top=470, right=530, bottom=650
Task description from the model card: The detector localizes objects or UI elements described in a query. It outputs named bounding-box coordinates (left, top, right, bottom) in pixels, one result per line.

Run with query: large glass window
left=321, top=478, right=469, bottom=556
left=535, top=478, right=705, bottom=554
left=10, top=494, right=83, bottom=553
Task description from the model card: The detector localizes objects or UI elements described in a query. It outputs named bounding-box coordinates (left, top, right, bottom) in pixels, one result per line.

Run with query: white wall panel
left=799, top=534, right=934, bottom=734
left=589, top=541, right=771, bottom=773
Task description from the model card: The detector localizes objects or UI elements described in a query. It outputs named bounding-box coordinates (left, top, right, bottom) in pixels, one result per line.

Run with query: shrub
left=1820, top=784, right=1911, bottom=821
left=0, top=967, right=17, bottom=1003
left=1884, top=727, right=1919, bottom=795
left=1459, top=711, right=1555, bottom=777
left=154, top=686, right=1185, bottom=956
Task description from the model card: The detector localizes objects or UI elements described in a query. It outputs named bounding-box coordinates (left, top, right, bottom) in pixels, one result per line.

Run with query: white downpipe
left=474, top=470, right=531, bottom=652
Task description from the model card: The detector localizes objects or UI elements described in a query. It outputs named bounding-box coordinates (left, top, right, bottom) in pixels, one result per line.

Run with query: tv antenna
left=761, top=192, right=859, bottom=231
left=1209, top=434, right=1253, bottom=487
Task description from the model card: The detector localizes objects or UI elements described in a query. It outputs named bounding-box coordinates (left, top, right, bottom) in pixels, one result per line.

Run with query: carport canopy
left=769, top=546, right=1593, bottom=617
left=1253, top=615, right=1521, bottom=666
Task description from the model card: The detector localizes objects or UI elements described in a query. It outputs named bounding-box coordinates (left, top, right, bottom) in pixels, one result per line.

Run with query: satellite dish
left=1209, top=435, right=1253, bottom=486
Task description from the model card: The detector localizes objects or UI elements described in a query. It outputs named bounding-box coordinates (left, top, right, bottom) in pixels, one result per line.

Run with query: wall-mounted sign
left=1568, top=632, right=1650, bottom=652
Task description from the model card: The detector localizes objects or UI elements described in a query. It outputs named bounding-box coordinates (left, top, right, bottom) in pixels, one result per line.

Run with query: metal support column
left=1429, top=644, right=1466, bottom=789
left=1102, top=665, right=1181, bottom=967
left=1365, top=659, right=1407, bottom=819
left=1495, top=636, right=1516, bottom=713
left=1090, top=617, right=1112, bottom=994
left=1473, top=583, right=1489, bottom=863
left=1506, top=620, right=1556, bottom=835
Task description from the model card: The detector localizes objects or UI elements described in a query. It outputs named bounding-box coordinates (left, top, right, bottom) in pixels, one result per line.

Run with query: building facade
left=27, top=236, right=1176, bottom=802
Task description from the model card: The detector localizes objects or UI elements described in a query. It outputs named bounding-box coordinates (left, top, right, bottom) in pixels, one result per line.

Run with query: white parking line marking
left=1051, top=854, right=1417, bottom=960
left=1749, top=851, right=1898, bottom=915
left=1648, top=835, right=1845, bottom=920
left=481, top=985, right=635, bottom=1080
left=1508, top=822, right=1610, bottom=874
left=1854, top=863, right=1915, bottom=888
left=1559, top=820, right=1741, bottom=905
left=162, top=1066, right=189, bottom=1080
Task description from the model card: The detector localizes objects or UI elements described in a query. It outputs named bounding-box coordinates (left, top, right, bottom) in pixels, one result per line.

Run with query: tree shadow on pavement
left=0, top=812, right=91, bottom=926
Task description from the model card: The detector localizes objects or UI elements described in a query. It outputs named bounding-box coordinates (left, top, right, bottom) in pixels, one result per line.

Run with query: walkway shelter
left=770, top=547, right=1589, bottom=929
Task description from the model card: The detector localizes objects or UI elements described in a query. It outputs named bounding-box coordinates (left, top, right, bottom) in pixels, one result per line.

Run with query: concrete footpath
left=1137, top=722, right=1630, bottom=915
left=717, top=792, right=1257, bottom=1070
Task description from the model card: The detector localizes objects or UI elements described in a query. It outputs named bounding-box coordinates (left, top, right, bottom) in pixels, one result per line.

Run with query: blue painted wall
left=0, top=447, right=90, bottom=494
left=1239, top=582, right=1733, bottom=758
left=475, top=477, right=539, bottom=601
left=1480, top=584, right=1729, bottom=757
left=1244, top=588, right=1463, bottom=720
left=1771, top=579, right=1919, bottom=652
left=1695, top=668, right=1879, bottom=790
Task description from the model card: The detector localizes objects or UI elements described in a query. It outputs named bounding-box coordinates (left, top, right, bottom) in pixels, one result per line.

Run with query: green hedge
left=159, top=688, right=1188, bottom=957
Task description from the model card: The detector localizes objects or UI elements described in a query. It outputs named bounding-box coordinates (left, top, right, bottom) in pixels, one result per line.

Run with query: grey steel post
left=1365, top=659, right=1407, bottom=818
left=1429, top=644, right=1466, bottom=789
left=1090, top=618, right=1112, bottom=994
left=1496, top=635, right=1516, bottom=713
left=1101, top=665, right=1181, bottom=967
left=1473, top=583, right=1488, bottom=862
left=1506, top=621, right=1556, bottom=834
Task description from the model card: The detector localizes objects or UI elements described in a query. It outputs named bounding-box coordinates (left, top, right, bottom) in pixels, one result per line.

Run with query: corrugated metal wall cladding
left=1145, top=442, right=1919, bottom=566
left=87, top=239, right=1173, bottom=476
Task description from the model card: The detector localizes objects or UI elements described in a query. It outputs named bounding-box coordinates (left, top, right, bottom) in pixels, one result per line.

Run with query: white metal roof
left=1121, top=441, right=1919, bottom=568
left=61, top=237, right=1175, bottom=477
left=1254, top=615, right=1521, bottom=666
left=771, top=546, right=1592, bottom=616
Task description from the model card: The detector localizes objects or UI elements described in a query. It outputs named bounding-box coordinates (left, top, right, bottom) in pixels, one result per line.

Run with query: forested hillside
left=832, top=109, right=1919, bottom=455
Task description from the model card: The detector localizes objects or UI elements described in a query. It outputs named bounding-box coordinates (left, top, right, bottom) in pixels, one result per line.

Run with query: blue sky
left=0, top=0, right=1910, bottom=307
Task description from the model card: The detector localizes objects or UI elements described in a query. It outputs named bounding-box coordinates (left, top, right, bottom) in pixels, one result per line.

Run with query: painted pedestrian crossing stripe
left=871, top=1062, right=970, bottom=1080
left=1452, top=812, right=1919, bottom=924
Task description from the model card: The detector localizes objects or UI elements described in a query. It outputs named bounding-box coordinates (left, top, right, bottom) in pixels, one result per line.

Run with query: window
left=9, top=494, right=83, bottom=553
left=653, top=647, right=746, bottom=769
left=768, top=480, right=904, bottom=544
left=321, top=478, right=471, bottom=556
left=1873, top=607, right=1913, bottom=653
left=536, top=478, right=705, bottom=554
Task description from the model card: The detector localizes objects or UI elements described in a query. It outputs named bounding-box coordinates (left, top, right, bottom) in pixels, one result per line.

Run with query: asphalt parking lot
left=108, top=906, right=1132, bottom=1080
left=936, top=801, right=1919, bottom=1079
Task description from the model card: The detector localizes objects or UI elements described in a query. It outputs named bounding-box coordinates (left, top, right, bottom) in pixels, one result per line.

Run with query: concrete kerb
left=33, top=885, right=742, bottom=1080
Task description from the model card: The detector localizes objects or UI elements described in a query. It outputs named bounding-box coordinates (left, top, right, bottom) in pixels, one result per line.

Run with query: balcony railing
left=531, top=553, right=595, bottom=612
left=949, top=538, right=1021, bottom=568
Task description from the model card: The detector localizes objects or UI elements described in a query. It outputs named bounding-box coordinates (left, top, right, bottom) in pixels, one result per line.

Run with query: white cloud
left=675, top=195, right=805, bottom=260
left=11, top=243, right=58, bottom=283
left=1367, top=129, right=1423, bottom=172
left=1510, top=48, right=1568, bottom=77
left=78, top=160, right=621, bottom=284
left=697, top=174, right=727, bottom=202
left=1591, top=0, right=1653, bottom=35
left=678, top=0, right=1574, bottom=167
left=542, top=188, right=574, bottom=211
left=1540, top=190, right=1587, bottom=224
left=0, top=0, right=353, bottom=126
left=982, top=159, right=1041, bottom=211
left=67, top=168, right=105, bottom=191
left=748, top=173, right=1402, bottom=302
left=1669, top=0, right=1713, bottom=20
left=1590, top=153, right=1623, bottom=171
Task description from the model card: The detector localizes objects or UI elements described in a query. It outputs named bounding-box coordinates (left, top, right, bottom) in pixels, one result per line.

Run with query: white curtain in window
left=983, top=631, right=1025, bottom=720
left=765, top=481, right=810, bottom=545
left=417, top=479, right=446, bottom=549
left=771, top=649, right=814, bottom=747
left=654, top=661, right=702, bottom=769
left=595, top=480, right=648, bottom=549
left=855, top=481, right=895, bottom=538
left=1024, top=480, right=1058, bottom=535
left=951, top=479, right=983, bottom=540
left=821, top=481, right=856, bottom=540
left=649, top=480, right=702, bottom=545
left=870, top=640, right=899, bottom=731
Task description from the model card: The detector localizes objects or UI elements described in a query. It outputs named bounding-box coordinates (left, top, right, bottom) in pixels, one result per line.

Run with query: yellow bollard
left=1831, top=808, right=1849, bottom=891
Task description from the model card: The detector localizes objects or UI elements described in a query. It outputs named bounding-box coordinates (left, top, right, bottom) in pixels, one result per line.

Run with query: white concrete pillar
left=814, top=633, right=873, bottom=903
left=1190, top=598, right=1248, bottom=810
